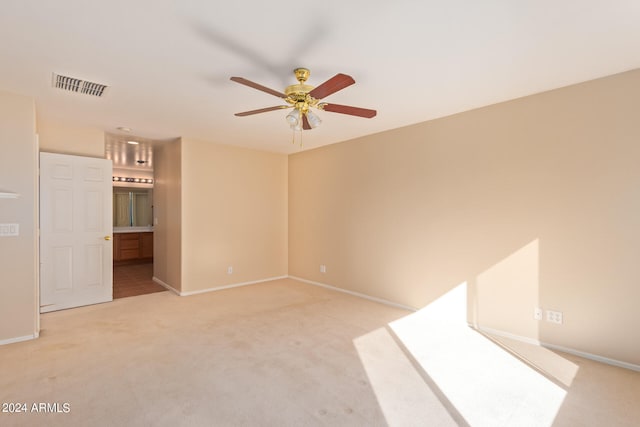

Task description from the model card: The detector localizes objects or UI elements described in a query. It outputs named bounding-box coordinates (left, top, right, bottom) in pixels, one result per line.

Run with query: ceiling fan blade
left=308, top=73, right=355, bottom=99
left=230, top=77, right=287, bottom=98
left=302, top=114, right=311, bottom=130
left=234, top=105, right=290, bottom=117
left=322, top=103, right=377, bottom=118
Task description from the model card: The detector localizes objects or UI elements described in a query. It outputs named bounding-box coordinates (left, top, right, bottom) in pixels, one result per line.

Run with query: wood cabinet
left=141, top=232, right=153, bottom=259
left=113, top=232, right=153, bottom=263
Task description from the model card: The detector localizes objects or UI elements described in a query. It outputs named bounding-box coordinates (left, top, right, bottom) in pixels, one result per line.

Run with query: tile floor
left=112, top=262, right=166, bottom=299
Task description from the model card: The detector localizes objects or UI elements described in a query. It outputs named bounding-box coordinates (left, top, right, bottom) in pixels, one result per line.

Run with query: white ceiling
left=1, top=1, right=640, bottom=154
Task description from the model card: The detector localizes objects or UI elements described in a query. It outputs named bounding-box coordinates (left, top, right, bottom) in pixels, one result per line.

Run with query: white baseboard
left=152, top=276, right=180, bottom=295
left=542, top=342, right=640, bottom=373
left=474, top=325, right=640, bottom=373
left=288, top=275, right=417, bottom=312
left=153, top=275, right=289, bottom=297
left=473, top=325, right=541, bottom=346
left=0, top=332, right=39, bottom=346
left=180, top=276, right=288, bottom=296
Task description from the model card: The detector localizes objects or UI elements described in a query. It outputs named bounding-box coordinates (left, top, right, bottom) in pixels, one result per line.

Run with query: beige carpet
left=0, top=278, right=639, bottom=426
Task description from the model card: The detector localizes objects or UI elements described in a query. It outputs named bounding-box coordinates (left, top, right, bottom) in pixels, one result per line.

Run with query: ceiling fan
left=230, top=68, right=377, bottom=131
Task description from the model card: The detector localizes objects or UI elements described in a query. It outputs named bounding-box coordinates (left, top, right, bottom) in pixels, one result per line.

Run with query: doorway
left=106, top=133, right=165, bottom=299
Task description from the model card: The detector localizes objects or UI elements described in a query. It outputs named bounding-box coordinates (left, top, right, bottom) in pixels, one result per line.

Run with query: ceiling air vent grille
left=52, top=73, right=108, bottom=97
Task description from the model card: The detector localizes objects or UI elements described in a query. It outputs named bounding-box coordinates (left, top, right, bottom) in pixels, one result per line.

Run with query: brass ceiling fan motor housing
left=285, top=68, right=317, bottom=112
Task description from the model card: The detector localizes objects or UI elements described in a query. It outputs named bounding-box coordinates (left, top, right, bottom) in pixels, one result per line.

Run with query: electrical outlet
left=534, top=307, right=543, bottom=321
left=227, top=266, right=233, bottom=275
left=546, top=310, right=563, bottom=324
left=320, top=264, right=326, bottom=273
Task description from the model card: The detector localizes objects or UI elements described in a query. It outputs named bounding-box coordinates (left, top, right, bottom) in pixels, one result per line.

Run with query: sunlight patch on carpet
left=353, top=327, right=458, bottom=426
left=387, top=283, right=570, bottom=426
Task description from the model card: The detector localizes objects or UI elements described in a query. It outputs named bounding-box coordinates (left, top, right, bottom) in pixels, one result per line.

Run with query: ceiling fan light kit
left=305, top=109, right=322, bottom=128
left=286, top=109, right=301, bottom=129
left=231, top=68, right=376, bottom=139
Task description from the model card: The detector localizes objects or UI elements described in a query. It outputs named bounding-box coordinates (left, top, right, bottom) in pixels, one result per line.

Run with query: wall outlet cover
left=546, top=310, right=563, bottom=324
left=534, top=307, right=543, bottom=321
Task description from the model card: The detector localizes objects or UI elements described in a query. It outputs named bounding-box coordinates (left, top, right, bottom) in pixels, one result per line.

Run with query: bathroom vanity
left=113, top=227, right=153, bottom=263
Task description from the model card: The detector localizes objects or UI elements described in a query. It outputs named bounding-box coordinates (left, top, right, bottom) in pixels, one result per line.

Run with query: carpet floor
left=0, top=278, right=638, bottom=426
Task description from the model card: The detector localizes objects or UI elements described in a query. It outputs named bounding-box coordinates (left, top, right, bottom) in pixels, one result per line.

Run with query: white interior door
left=40, top=152, right=113, bottom=313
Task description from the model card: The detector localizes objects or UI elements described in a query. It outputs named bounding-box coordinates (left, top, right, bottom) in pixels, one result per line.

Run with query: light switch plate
left=0, top=223, right=19, bottom=236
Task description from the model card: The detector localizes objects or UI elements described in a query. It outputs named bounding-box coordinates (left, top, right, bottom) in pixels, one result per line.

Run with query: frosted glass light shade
left=306, top=110, right=322, bottom=128
left=286, top=109, right=299, bottom=126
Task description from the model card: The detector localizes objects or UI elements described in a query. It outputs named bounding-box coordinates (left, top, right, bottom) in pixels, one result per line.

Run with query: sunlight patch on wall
left=472, top=239, right=540, bottom=338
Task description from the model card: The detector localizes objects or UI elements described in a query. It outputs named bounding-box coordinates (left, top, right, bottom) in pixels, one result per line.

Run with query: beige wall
left=181, top=138, right=288, bottom=292
left=0, top=91, right=38, bottom=342
left=153, top=138, right=182, bottom=291
left=37, top=119, right=104, bottom=158
left=6, top=69, right=638, bottom=367
left=289, top=69, right=640, bottom=366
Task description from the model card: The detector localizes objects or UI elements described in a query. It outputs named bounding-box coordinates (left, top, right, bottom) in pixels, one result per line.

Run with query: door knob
left=104, top=236, right=111, bottom=241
